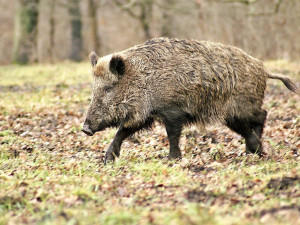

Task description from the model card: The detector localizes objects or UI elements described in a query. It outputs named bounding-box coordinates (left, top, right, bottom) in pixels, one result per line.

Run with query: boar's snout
left=81, top=123, right=94, bottom=136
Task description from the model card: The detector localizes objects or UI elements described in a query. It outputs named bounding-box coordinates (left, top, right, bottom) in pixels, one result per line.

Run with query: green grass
left=0, top=61, right=299, bottom=225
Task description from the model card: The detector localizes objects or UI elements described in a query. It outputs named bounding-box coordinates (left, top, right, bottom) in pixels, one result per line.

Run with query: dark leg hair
left=159, top=108, right=192, bottom=159
left=225, top=110, right=267, bottom=156
left=164, top=120, right=183, bottom=159
left=250, top=110, right=267, bottom=140
left=104, top=118, right=154, bottom=164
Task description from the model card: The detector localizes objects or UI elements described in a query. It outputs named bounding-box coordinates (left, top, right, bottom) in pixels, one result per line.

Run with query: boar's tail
left=268, top=73, right=298, bottom=93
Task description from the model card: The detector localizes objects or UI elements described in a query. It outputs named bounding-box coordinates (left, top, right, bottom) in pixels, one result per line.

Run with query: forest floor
left=0, top=60, right=299, bottom=225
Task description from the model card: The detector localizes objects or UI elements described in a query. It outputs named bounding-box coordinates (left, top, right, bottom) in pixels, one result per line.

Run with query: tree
left=113, top=0, right=154, bottom=39
left=113, top=0, right=197, bottom=39
left=212, top=0, right=284, bottom=15
left=13, top=0, right=40, bottom=64
left=161, top=0, right=176, bottom=37
left=49, top=0, right=56, bottom=62
left=87, top=0, right=100, bottom=53
left=68, top=0, right=82, bottom=61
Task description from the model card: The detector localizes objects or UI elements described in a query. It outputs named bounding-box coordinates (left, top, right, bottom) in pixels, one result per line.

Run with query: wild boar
left=81, top=37, right=297, bottom=163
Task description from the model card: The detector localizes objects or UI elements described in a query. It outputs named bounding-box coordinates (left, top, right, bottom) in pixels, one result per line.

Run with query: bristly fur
left=83, top=37, right=298, bottom=161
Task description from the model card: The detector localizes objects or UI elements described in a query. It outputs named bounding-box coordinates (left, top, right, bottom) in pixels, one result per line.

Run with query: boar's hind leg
left=104, top=119, right=154, bottom=164
left=251, top=110, right=267, bottom=143
left=225, top=110, right=267, bottom=156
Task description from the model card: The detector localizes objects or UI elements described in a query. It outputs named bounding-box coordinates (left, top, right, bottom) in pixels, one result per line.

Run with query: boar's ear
left=89, top=52, right=98, bottom=67
left=109, top=55, right=125, bottom=78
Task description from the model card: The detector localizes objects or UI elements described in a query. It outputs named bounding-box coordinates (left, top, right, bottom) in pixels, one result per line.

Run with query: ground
left=0, top=60, right=299, bottom=225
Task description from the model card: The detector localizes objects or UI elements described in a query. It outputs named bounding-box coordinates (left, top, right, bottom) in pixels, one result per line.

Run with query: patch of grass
left=0, top=130, right=14, bottom=137
left=0, top=62, right=91, bottom=86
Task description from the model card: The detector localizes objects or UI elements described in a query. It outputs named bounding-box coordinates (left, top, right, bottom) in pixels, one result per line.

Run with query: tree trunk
left=87, top=0, right=100, bottom=53
left=49, top=0, right=56, bottom=62
left=13, top=0, right=39, bottom=64
left=161, top=0, right=175, bottom=37
left=140, top=1, right=152, bottom=40
left=69, top=0, right=82, bottom=61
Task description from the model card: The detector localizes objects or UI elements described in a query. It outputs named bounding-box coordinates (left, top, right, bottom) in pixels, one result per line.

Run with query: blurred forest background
left=0, top=0, right=299, bottom=65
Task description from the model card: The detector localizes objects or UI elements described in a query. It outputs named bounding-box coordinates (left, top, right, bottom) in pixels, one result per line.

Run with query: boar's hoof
left=168, top=151, right=182, bottom=160
left=245, top=133, right=263, bottom=157
left=104, top=154, right=115, bottom=165
left=104, top=146, right=119, bottom=164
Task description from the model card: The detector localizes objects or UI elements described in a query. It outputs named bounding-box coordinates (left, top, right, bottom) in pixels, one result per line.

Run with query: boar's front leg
left=104, top=126, right=135, bottom=163
left=165, top=121, right=183, bottom=159
left=104, top=119, right=154, bottom=164
left=160, top=108, right=190, bottom=159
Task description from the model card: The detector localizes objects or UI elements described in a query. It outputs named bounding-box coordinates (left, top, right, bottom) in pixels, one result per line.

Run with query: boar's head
left=82, top=52, right=128, bottom=136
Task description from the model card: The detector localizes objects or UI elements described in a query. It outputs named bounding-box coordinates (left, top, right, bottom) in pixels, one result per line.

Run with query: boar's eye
left=103, top=86, right=113, bottom=94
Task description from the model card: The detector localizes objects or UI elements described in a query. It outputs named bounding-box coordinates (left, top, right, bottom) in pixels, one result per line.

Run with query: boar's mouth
left=81, top=124, right=95, bottom=136
left=82, top=120, right=121, bottom=136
